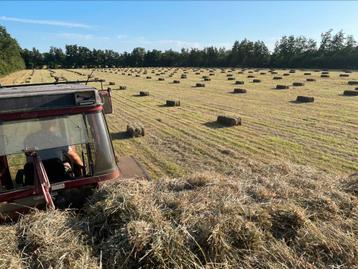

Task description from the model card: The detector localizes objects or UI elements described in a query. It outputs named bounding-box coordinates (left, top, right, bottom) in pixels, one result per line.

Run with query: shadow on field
left=111, top=131, right=130, bottom=140
left=203, top=121, right=227, bottom=129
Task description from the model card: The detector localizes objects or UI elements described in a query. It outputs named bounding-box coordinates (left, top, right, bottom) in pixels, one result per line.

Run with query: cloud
left=56, top=32, right=109, bottom=41
left=0, top=16, right=91, bottom=28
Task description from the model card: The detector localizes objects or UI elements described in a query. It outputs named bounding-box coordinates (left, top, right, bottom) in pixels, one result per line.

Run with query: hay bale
left=109, top=82, right=115, bottom=85
left=348, top=81, right=358, bottom=85
left=196, top=83, right=205, bottom=87
left=273, top=76, right=282, bottom=80
left=127, top=124, right=145, bottom=137
left=146, top=76, right=152, bottom=79
left=276, top=85, right=289, bottom=90
left=260, top=72, right=266, bottom=75
left=181, top=74, right=187, bottom=79
left=304, top=73, right=311, bottom=75
left=321, top=74, right=330, bottom=78
left=321, top=71, right=329, bottom=75
left=296, top=96, right=314, bottom=103
left=227, top=77, right=235, bottom=81
left=252, top=79, right=261, bottom=83
left=136, top=74, right=140, bottom=77
left=204, top=78, right=211, bottom=81
left=173, top=80, right=180, bottom=84
left=306, top=78, right=316, bottom=82
left=119, top=86, right=127, bottom=90
left=158, top=78, right=165, bottom=81
left=166, top=100, right=181, bottom=106
left=340, top=74, right=349, bottom=77
left=235, top=80, right=244, bottom=85
left=233, top=88, right=247, bottom=94
left=293, top=82, right=304, bottom=86
left=283, top=73, right=290, bottom=76
left=139, top=91, right=149, bottom=96
left=217, top=116, right=242, bottom=126
left=343, top=90, right=358, bottom=96
left=247, top=75, right=255, bottom=78
left=289, top=70, right=296, bottom=73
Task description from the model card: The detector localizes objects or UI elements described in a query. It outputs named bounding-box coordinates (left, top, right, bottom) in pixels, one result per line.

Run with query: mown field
left=0, top=68, right=358, bottom=268
left=1, top=67, right=356, bottom=178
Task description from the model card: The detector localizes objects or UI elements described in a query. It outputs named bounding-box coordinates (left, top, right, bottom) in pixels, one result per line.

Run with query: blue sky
left=1, top=1, right=358, bottom=52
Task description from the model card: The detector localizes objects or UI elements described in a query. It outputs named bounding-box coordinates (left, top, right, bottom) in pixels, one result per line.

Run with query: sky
left=1, top=1, right=358, bottom=53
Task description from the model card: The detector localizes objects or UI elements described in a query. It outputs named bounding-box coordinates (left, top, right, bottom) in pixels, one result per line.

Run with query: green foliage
left=16, top=29, right=358, bottom=70
left=0, top=25, right=25, bottom=76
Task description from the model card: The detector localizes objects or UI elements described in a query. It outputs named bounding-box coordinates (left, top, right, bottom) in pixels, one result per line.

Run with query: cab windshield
left=0, top=112, right=116, bottom=193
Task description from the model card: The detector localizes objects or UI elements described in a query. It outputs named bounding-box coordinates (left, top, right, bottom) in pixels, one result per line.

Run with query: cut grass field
left=0, top=67, right=358, bottom=268
left=1, top=67, right=356, bottom=177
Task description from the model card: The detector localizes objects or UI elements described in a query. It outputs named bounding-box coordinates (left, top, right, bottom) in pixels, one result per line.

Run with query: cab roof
left=0, top=83, right=101, bottom=115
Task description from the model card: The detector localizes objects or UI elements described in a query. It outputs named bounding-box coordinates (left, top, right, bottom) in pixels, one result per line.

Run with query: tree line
left=1, top=25, right=358, bottom=75
left=0, top=26, right=25, bottom=76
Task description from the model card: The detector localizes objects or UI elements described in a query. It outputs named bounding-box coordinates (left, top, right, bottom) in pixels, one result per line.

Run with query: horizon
left=1, top=1, right=358, bottom=53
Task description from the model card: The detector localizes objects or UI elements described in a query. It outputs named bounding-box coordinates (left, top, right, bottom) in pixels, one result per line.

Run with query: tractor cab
left=0, top=81, right=147, bottom=218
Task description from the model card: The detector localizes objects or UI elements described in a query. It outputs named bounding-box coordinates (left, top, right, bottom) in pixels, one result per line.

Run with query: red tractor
left=0, top=80, right=148, bottom=219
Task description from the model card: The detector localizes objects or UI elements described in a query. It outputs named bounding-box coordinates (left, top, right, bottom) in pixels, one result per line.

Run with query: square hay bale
left=304, top=73, right=312, bottom=75
left=217, top=115, right=242, bottom=126
left=289, top=70, right=296, bottom=73
left=119, top=86, right=127, bottom=90
left=233, top=88, right=247, bottom=94
left=321, top=71, right=329, bottom=75
left=146, top=76, right=152, bottom=79
left=321, top=74, right=330, bottom=78
left=247, top=75, right=255, bottom=78
left=127, top=124, right=145, bottom=137
left=296, top=96, right=314, bottom=103
left=306, top=78, right=316, bottom=82
left=158, top=78, right=165, bottom=81
left=260, top=72, right=266, bottom=75
left=276, top=85, right=289, bottom=90
left=343, top=90, right=358, bottom=96
left=196, top=83, right=205, bottom=87
left=166, top=100, right=181, bottom=106
left=181, top=75, right=187, bottom=79
left=173, top=80, right=180, bottom=84
left=139, top=91, right=150, bottom=96
left=273, top=76, right=282, bottom=80
left=227, top=77, right=235, bottom=81
left=109, top=82, right=115, bottom=85
left=283, top=73, right=290, bottom=76
left=204, top=78, right=211, bottom=81
left=252, top=79, right=261, bottom=83
left=340, top=74, right=349, bottom=77
left=348, top=81, right=358, bottom=85
left=293, top=82, right=304, bottom=86
left=227, top=74, right=233, bottom=77
left=235, top=80, right=244, bottom=85
left=136, top=74, right=141, bottom=77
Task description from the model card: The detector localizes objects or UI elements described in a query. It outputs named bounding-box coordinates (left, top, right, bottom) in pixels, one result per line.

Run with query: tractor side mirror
left=99, top=88, right=113, bottom=114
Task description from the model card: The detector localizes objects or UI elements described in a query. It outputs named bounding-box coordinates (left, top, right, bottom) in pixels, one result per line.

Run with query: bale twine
left=296, top=96, right=314, bottom=103
left=139, top=91, right=150, bottom=96
left=276, top=85, right=289, bottom=90
left=127, top=124, right=145, bottom=137
left=233, top=88, right=247, bottom=94
left=217, top=116, right=242, bottom=126
left=166, top=100, right=181, bottom=106
left=293, top=82, right=304, bottom=87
